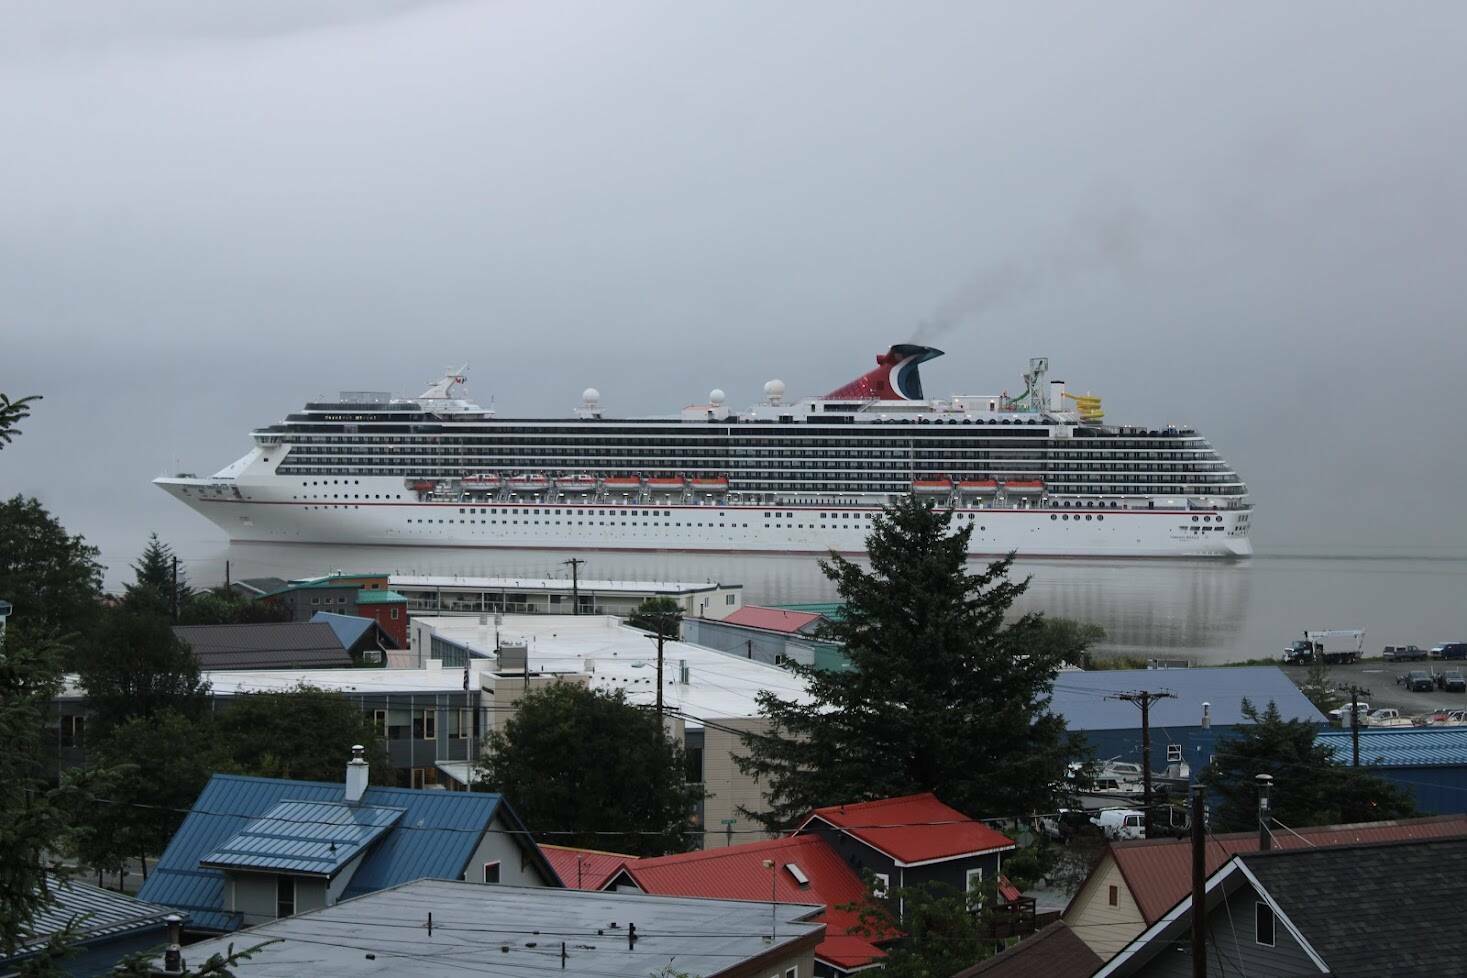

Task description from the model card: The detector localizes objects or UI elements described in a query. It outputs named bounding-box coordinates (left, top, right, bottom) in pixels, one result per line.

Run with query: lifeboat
left=1003, top=480, right=1045, bottom=494
left=912, top=478, right=953, bottom=495
left=462, top=473, right=501, bottom=490
left=958, top=479, right=999, bottom=495
left=647, top=476, right=687, bottom=491
left=690, top=476, right=730, bottom=493
left=409, top=480, right=437, bottom=493
left=507, top=474, right=550, bottom=492
left=603, top=476, right=642, bottom=490
left=556, top=474, right=597, bottom=493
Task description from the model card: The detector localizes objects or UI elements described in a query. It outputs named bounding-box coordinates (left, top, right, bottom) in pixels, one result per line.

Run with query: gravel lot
left=1282, top=657, right=1467, bottom=717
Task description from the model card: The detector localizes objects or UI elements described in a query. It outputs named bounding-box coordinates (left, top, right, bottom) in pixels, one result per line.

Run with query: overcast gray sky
left=4, top=0, right=1466, bottom=581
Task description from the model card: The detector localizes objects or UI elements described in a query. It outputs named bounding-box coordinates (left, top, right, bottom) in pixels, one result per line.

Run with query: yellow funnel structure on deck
left=1063, top=391, right=1104, bottom=421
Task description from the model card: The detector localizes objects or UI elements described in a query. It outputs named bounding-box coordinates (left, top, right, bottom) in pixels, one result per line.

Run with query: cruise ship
left=157, top=347, right=1252, bottom=558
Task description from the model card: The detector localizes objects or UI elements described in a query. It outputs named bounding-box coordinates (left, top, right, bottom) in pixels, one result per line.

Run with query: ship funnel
left=825, top=345, right=943, bottom=401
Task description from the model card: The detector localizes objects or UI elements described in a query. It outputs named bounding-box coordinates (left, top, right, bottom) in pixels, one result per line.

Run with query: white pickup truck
left=1362, top=708, right=1412, bottom=728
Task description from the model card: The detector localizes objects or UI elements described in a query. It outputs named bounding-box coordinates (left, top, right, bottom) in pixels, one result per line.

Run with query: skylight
left=785, top=863, right=809, bottom=886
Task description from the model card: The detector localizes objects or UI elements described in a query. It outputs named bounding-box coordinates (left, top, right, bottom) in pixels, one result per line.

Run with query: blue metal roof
left=1317, top=727, right=1467, bottom=768
left=200, top=800, right=404, bottom=876
left=1049, top=667, right=1326, bottom=731
left=310, top=611, right=374, bottom=649
left=138, top=774, right=555, bottom=931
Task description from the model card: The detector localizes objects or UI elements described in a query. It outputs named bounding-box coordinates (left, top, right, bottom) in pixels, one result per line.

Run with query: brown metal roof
left=1111, top=814, right=1467, bottom=923
left=953, top=921, right=1100, bottom=978
left=172, top=621, right=353, bottom=670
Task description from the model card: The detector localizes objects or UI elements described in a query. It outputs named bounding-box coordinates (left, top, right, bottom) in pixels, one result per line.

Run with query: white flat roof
left=419, top=614, right=809, bottom=723
left=392, top=574, right=735, bottom=595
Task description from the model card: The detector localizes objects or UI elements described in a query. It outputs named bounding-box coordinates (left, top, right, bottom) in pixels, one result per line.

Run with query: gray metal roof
left=172, top=878, right=824, bottom=978
left=1049, top=666, right=1326, bottom=730
left=16, top=875, right=181, bottom=956
left=200, top=800, right=405, bottom=877
left=172, top=622, right=353, bottom=670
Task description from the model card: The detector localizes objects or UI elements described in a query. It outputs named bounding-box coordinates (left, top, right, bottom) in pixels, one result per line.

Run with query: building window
left=60, top=715, right=86, bottom=749
left=726, top=594, right=736, bottom=605
left=1255, top=902, right=1275, bottom=947
left=1166, top=744, right=1183, bottom=763
left=276, top=876, right=296, bottom=918
left=965, top=868, right=984, bottom=910
left=1108, top=884, right=1119, bottom=907
left=414, top=709, right=436, bottom=740
left=456, top=708, right=472, bottom=739
left=785, top=968, right=798, bottom=978
left=483, top=862, right=501, bottom=884
left=372, top=709, right=387, bottom=735
left=390, top=607, right=400, bottom=620
left=872, top=873, right=889, bottom=898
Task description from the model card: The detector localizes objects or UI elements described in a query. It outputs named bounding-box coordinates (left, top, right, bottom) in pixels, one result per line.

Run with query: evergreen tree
left=0, top=634, right=73, bottom=958
left=75, top=589, right=208, bottom=735
left=179, top=586, right=290, bottom=626
left=477, top=683, right=704, bottom=856
left=1202, top=700, right=1416, bottom=830
left=627, top=595, right=682, bottom=638
left=0, top=495, right=104, bottom=642
left=128, top=533, right=191, bottom=611
left=737, top=496, right=1088, bottom=828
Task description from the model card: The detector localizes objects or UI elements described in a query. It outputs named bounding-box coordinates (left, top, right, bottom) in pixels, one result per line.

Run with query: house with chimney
left=137, top=747, right=560, bottom=933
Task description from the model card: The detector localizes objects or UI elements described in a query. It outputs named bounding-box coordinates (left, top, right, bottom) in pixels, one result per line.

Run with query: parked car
left=1091, top=809, right=1146, bottom=841
left=1431, top=642, right=1467, bottom=660
left=1406, top=670, right=1436, bottom=693
left=1328, top=702, right=1371, bottom=724
left=1441, top=671, right=1467, bottom=693
left=1383, top=644, right=1428, bottom=662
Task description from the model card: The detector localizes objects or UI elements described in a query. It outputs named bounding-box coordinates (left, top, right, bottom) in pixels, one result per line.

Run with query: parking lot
left=1287, top=658, right=1467, bottom=716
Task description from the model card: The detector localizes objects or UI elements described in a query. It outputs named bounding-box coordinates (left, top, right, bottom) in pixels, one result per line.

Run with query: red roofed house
left=722, top=605, right=827, bottom=636
left=1063, top=813, right=1467, bottom=961
left=796, top=793, right=1015, bottom=903
left=539, top=845, right=636, bottom=891
left=602, top=834, right=891, bottom=976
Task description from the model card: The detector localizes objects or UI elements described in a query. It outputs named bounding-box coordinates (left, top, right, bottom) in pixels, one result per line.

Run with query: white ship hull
left=157, top=471, right=1252, bottom=559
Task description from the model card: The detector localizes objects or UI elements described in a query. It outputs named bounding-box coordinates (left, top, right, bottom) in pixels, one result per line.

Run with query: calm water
left=173, top=541, right=1466, bottom=665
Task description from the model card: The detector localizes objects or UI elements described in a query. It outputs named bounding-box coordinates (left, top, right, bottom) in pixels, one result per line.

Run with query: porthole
left=1051, top=514, right=1058, bottom=520
left=1097, top=515, right=1104, bottom=521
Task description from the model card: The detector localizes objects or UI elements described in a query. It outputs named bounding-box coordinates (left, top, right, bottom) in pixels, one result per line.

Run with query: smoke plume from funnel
left=913, top=206, right=1150, bottom=343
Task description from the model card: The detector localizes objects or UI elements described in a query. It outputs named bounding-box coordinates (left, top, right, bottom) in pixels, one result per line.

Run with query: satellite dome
left=709, top=389, right=726, bottom=405
left=582, top=388, right=600, bottom=404
left=763, top=379, right=786, bottom=397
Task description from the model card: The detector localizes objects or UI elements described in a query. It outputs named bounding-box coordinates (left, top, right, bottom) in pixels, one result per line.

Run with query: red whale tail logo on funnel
left=825, top=344, right=944, bottom=401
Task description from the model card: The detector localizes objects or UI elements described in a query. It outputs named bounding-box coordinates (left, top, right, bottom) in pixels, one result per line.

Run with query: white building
left=390, top=574, right=742, bottom=620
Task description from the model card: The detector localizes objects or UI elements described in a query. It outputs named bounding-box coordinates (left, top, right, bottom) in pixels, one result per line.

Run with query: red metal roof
left=723, top=606, right=825, bottom=634
left=611, top=835, right=890, bottom=970
left=802, top=793, right=1015, bottom=865
left=1111, top=814, right=1467, bottom=923
left=539, top=845, right=634, bottom=891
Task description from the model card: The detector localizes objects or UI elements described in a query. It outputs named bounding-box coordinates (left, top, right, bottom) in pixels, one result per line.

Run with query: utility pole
left=170, top=555, right=179, bottom=622
left=1190, top=785, right=1206, bottom=978
left=1256, top=773, right=1273, bottom=851
left=1337, top=683, right=1370, bottom=767
left=562, top=558, right=585, bottom=614
left=224, top=559, right=230, bottom=590
left=654, top=627, right=666, bottom=721
left=1111, top=690, right=1175, bottom=839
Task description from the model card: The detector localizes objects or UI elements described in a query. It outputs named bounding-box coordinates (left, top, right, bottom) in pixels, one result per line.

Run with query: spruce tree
left=737, top=495, right=1088, bottom=827
left=128, top=533, right=191, bottom=611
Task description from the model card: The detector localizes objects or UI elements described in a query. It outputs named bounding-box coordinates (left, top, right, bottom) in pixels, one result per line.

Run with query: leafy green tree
left=0, top=393, right=41, bottom=449
left=737, top=496, right=1087, bottom=828
left=477, top=683, right=704, bottom=856
left=1202, top=700, right=1416, bottom=831
left=628, top=596, right=682, bottom=638
left=179, top=586, right=290, bottom=626
left=65, top=711, right=228, bottom=883
left=128, top=533, right=192, bottom=612
left=0, top=635, right=73, bottom=958
left=0, top=495, right=104, bottom=643
left=214, top=685, right=392, bottom=783
left=845, top=878, right=989, bottom=978
left=75, top=590, right=208, bottom=736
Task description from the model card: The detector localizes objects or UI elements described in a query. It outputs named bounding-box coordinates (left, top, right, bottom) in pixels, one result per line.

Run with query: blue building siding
left=1316, top=728, right=1467, bottom=815
left=1078, top=724, right=1226, bottom=777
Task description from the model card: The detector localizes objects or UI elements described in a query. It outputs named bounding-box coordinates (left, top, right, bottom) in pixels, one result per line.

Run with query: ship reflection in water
left=215, top=541, right=1272, bottom=664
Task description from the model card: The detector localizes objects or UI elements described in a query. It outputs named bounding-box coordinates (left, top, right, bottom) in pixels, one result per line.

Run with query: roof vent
left=345, top=744, right=368, bottom=805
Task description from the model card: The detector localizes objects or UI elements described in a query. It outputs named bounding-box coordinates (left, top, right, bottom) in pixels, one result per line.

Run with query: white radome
left=764, top=379, right=786, bottom=398
left=582, top=388, right=600, bottom=404
left=709, top=389, right=726, bottom=405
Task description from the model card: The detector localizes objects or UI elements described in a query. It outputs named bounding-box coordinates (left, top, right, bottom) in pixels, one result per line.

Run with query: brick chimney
left=345, top=744, right=369, bottom=805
